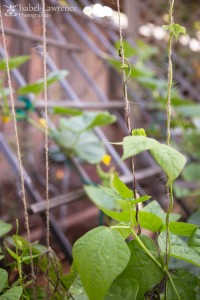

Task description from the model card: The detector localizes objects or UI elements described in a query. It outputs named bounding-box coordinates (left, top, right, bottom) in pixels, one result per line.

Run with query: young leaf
left=112, top=173, right=133, bottom=199
left=131, top=128, right=146, bottom=137
left=0, top=286, right=23, bottom=300
left=101, top=208, right=131, bottom=223
left=130, top=195, right=151, bottom=205
left=0, top=220, right=12, bottom=238
left=84, top=185, right=117, bottom=210
left=105, top=278, right=139, bottom=300
left=162, top=24, right=186, bottom=40
left=166, top=269, right=199, bottom=300
left=73, top=226, right=130, bottom=300
left=120, top=236, right=164, bottom=299
left=0, top=56, right=30, bottom=71
left=5, top=246, right=19, bottom=261
left=12, top=235, right=29, bottom=251
left=158, top=231, right=200, bottom=267
left=0, top=269, right=8, bottom=294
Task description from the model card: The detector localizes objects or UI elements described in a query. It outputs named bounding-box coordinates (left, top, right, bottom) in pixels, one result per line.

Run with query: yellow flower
left=1, top=115, right=10, bottom=123
left=102, top=154, right=111, bottom=166
left=38, top=118, right=47, bottom=127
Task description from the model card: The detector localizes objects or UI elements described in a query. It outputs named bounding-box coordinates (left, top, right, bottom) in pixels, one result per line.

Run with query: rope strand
left=116, top=0, right=141, bottom=234
left=41, top=1, right=51, bottom=298
left=0, top=6, right=36, bottom=299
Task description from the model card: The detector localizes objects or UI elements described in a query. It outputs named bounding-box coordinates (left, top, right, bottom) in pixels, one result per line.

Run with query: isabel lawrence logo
left=3, top=4, right=18, bottom=17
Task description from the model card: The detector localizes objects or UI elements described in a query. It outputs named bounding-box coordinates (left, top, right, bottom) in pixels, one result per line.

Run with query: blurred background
left=0, top=0, right=200, bottom=266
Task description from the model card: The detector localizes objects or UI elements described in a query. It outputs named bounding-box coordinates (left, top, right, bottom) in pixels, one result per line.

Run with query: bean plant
left=68, top=4, right=200, bottom=300
left=0, top=2, right=200, bottom=300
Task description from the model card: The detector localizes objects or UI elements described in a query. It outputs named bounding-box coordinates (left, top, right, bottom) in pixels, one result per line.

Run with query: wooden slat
left=0, top=27, right=82, bottom=52
left=0, top=100, right=125, bottom=110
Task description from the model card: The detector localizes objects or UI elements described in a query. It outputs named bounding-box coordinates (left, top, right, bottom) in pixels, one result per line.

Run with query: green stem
left=165, top=270, right=181, bottom=300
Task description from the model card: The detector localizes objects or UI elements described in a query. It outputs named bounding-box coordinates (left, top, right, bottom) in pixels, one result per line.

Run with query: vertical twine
left=0, top=5, right=36, bottom=299
left=41, top=1, right=51, bottom=298
left=41, top=0, right=50, bottom=250
left=116, top=0, right=140, bottom=233
left=165, top=0, right=175, bottom=270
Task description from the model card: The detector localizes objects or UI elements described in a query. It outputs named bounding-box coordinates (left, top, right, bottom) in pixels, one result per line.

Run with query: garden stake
left=0, top=6, right=37, bottom=299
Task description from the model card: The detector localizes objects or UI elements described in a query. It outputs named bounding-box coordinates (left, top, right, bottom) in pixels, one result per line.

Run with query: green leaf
left=137, top=77, right=167, bottom=91
left=135, top=39, right=158, bottom=60
left=60, top=111, right=116, bottom=133
left=45, top=70, right=68, bottom=85
left=136, top=211, right=163, bottom=232
left=105, top=278, right=139, bottom=300
left=182, top=163, right=200, bottom=182
left=188, top=228, right=200, bottom=254
left=101, top=208, right=131, bottom=223
left=73, top=226, right=130, bottom=300
left=121, top=136, right=157, bottom=159
left=0, top=286, right=23, bottom=300
left=120, top=236, right=164, bottom=299
left=12, top=235, right=29, bottom=250
left=102, top=207, right=162, bottom=232
left=18, top=70, right=68, bottom=95
left=166, top=269, right=199, bottom=300
left=0, top=269, right=8, bottom=293
left=112, top=173, right=133, bottom=199
left=161, top=222, right=197, bottom=236
left=114, top=40, right=158, bottom=60
left=188, top=210, right=200, bottom=226
left=0, top=88, right=11, bottom=98
left=5, top=246, right=18, bottom=261
left=175, top=104, right=200, bottom=117
left=121, top=136, right=186, bottom=183
left=52, top=128, right=106, bottom=164
left=162, top=24, right=186, bottom=40
left=53, top=106, right=82, bottom=116
left=76, top=131, right=106, bottom=164
left=142, top=200, right=181, bottom=223
left=18, top=82, right=44, bottom=95
left=129, top=195, right=150, bottom=205
left=69, top=275, right=88, bottom=300
left=84, top=185, right=117, bottom=210
left=158, top=231, right=200, bottom=267
left=0, top=56, right=30, bottom=71
left=150, top=143, right=186, bottom=184
left=0, top=220, right=12, bottom=238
